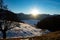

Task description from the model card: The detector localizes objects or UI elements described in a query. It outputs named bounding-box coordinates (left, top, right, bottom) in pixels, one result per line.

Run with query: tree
left=0, top=0, right=8, bottom=10
left=0, top=9, right=20, bottom=39
left=36, top=15, right=60, bottom=32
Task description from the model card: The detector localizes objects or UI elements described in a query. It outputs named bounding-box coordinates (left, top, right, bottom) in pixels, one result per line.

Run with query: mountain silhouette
left=0, top=9, right=21, bottom=22
left=36, top=15, right=60, bottom=32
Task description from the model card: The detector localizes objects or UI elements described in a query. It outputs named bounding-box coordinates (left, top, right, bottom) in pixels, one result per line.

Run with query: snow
left=6, top=23, right=42, bottom=38
left=0, top=23, right=42, bottom=38
left=22, top=20, right=40, bottom=26
left=0, top=22, right=50, bottom=38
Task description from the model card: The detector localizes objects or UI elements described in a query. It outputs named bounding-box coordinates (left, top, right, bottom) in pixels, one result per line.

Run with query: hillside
left=0, top=23, right=41, bottom=39
left=0, top=31, right=60, bottom=40
left=27, top=31, right=60, bottom=40
left=0, top=22, right=50, bottom=39
left=37, top=31, right=60, bottom=40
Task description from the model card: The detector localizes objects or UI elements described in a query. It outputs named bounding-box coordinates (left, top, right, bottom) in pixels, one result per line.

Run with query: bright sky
left=4, top=0, right=60, bottom=14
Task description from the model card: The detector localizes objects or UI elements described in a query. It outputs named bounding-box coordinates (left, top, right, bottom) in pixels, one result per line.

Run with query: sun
left=30, top=8, right=39, bottom=16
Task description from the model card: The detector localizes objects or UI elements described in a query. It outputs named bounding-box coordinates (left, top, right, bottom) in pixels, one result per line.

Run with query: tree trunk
left=2, top=30, right=6, bottom=39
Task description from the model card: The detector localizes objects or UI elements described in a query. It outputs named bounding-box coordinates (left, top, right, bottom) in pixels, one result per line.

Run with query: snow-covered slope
left=0, top=23, right=50, bottom=38
left=6, top=23, right=42, bottom=38
left=0, top=23, right=42, bottom=38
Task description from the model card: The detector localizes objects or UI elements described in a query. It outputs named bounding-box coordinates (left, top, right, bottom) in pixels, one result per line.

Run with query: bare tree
left=0, top=9, right=20, bottom=39
left=0, top=20, right=20, bottom=39
left=0, top=0, right=8, bottom=10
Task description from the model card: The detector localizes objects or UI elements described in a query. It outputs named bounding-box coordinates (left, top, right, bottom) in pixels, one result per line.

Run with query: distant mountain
left=0, top=9, right=24, bottom=23
left=17, top=13, right=52, bottom=20
left=17, top=13, right=31, bottom=20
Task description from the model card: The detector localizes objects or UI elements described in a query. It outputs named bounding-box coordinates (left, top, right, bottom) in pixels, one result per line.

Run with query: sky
left=4, top=0, right=60, bottom=14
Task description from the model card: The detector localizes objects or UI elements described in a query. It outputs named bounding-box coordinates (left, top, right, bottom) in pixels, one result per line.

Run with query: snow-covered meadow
left=0, top=22, right=42, bottom=38
left=0, top=20, right=50, bottom=38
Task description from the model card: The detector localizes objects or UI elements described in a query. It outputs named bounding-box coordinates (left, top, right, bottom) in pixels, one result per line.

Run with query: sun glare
left=30, top=8, right=39, bottom=16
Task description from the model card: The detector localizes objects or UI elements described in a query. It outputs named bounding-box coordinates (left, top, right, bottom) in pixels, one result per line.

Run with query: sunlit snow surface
left=22, top=20, right=40, bottom=26
left=0, top=23, right=50, bottom=38
left=0, top=23, right=42, bottom=38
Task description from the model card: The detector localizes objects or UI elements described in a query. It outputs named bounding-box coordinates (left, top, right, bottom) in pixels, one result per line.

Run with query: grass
left=0, top=31, right=60, bottom=40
